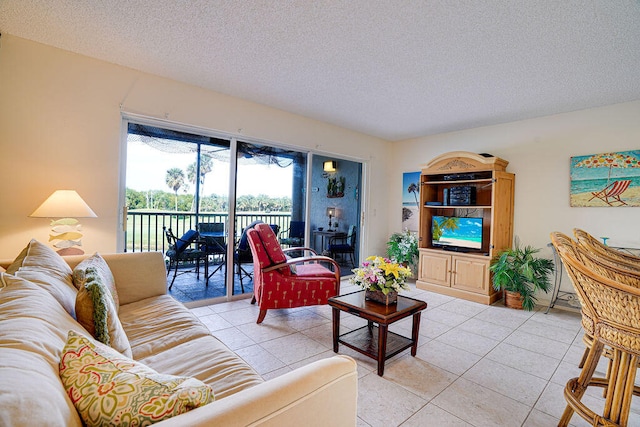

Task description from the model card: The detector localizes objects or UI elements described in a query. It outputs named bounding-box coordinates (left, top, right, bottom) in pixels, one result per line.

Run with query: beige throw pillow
left=6, top=239, right=77, bottom=317
left=75, top=267, right=132, bottom=358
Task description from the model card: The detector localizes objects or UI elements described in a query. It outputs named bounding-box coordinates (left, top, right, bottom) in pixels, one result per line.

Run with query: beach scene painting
left=570, top=150, right=640, bottom=207
left=402, top=171, right=420, bottom=231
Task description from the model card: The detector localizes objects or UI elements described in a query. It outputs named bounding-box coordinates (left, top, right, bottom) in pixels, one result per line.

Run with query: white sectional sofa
left=0, top=244, right=357, bottom=426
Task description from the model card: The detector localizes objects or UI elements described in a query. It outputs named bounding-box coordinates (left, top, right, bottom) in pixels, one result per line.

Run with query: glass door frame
left=119, top=113, right=366, bottom=306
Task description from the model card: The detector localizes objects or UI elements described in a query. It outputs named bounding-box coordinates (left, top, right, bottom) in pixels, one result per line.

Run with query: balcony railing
left=125, top=210, right=293, bottom=253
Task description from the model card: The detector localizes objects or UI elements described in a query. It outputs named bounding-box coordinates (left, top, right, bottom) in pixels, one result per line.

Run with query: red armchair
left=247, top=223, right=341, bottom=324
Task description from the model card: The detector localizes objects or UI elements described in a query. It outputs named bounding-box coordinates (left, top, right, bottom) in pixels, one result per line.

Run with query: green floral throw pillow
left=75, top=267, right=131, bottom=357
left=59, top=331, right=214, bottom=426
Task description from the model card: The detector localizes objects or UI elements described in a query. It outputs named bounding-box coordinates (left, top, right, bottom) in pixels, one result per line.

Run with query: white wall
left=0, top=35, right=391, bottom=259
left=391, top=100, right=640, bottom=298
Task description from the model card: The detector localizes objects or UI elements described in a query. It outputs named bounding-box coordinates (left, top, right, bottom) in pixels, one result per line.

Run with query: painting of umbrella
left=570, top=150, right=640, bottom=207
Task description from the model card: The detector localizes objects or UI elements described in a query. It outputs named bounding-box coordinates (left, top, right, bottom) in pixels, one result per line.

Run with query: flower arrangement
left=350, top=256, right=412, bottom=295
left=386, top=230, right=419, bottom=266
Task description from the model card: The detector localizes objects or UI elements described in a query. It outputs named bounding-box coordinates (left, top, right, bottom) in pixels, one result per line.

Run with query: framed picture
left=402, top=171, right=420, bottom=231
left=570, top=150, right=640, bottom=207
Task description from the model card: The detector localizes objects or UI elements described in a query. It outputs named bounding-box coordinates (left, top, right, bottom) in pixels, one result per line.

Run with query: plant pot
left=365, top=289, right=397, bottom=305
left=504, top=290, right=524, bottom=310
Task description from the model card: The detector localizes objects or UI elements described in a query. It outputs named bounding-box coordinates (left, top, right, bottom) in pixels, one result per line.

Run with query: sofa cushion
left=72, top=252, right=119, bottom=310
left=75, top=267, right=132, bottom=358
left=118, top=295, right=212, bottom=360
left=119, top=295, right=263, bottom=398
left=59, top=331, right=214, bottom=427
left=139, top=335, right=264, bottom=400
left=0, top=273, right=85, bottom=427
left=6, top=239, right=77, bottom=317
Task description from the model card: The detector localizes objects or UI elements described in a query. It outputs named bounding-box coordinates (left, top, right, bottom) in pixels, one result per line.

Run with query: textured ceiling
left=2, top=1, right=640, bottom=141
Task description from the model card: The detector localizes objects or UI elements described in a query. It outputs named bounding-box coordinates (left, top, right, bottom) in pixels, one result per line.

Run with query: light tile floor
left=189, top=280, right=640, bottom=427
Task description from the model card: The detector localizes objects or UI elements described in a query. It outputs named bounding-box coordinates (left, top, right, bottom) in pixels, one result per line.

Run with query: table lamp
left=326, top=207, right=336, bottom=231
left=30, top=190, right=97, bottom=255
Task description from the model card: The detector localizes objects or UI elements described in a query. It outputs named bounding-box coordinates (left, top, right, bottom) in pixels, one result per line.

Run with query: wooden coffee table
left=328, top=291, right=428, bottom=376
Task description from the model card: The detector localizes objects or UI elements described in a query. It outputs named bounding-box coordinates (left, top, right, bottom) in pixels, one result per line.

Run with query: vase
left=365, top=289, right=398, bottom=305
left=504, top=290, right=524, bottom=310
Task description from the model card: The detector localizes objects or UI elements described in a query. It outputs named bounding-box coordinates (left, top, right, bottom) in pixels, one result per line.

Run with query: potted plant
left=489, top=241, right=554, bottom=310
left=386, top=230, right=419, bottom=272
left=349, top=256, right=412, bottom=305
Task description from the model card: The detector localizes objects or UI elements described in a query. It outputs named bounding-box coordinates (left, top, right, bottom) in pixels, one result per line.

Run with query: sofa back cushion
left=6, top=239, right=77, bottom=317
left=0, top=273, right=86, bottom=427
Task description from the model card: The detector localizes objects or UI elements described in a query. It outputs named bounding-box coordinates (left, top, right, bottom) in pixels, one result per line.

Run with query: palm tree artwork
left=166, top=168, right=186, bottom=211
left=432, top=216, right=460, bottom=242
left=407, top=182, right=419, bottom=206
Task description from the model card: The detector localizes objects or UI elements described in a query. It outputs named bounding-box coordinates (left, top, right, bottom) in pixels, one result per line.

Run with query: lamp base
left=49, top=217, right=85, bottom=255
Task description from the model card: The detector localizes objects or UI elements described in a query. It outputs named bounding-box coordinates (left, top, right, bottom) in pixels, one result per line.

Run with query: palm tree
left=187, top=154, right=213, bottom=210
left=407, top=182, right=419, bottom=206
left=165, top=168, right=185, bottom=211
left=432, top=216, right=460, bottom=242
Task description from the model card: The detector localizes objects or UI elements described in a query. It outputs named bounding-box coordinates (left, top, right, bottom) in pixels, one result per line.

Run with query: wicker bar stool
left=574, top=228, right=640, bottom=270
left=551, top=232, right=640, bottom=427
left=569, top=234, right=640, bottom=395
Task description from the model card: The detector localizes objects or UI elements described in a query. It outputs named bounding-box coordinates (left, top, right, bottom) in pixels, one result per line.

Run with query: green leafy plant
left=386, top=230, right=418, bottom=266
left=489, top=241, right=554, bottom=311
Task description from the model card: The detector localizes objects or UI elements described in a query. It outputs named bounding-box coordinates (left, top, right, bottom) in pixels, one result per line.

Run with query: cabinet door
left=452, top=256, right=490, bottom=293
left=418, top=251, right=451, bottom=287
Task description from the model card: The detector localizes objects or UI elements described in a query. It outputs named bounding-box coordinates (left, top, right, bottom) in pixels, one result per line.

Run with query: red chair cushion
left=295, top=263, right=336, bottom=278
left=255, top=223, right=287, bottom=265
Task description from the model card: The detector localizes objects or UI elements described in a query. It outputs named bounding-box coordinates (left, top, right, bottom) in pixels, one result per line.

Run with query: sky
left=126, top=140, right=293, bottom=197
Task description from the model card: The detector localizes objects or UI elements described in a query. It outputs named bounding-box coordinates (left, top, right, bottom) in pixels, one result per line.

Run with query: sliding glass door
left=233, top=141, right=307, bottom=296
left=123, top=120, right=313, bottom=305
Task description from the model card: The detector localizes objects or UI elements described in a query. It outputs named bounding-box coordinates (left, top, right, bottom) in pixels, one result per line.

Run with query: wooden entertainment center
left=417, top=151, right=515, bottom=304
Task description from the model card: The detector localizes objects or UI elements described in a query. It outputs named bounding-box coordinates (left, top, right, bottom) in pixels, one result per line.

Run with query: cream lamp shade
left=29, top=190, right=96, bottom=256
left=30, top=190, right=97, bottom=218
left=323, top=160, right=337, bottom=172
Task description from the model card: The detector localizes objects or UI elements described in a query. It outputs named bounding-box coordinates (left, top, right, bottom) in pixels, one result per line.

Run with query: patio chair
left=246, top=223, right=340, bottom=324
left=234, top=220, right=280, bottom=294
left=328, top=225, right=357, bottom=267
left=163, top=227, right=208, bottom=289
left=279, top=220, right=305, bottom=247
left=588, top=179, right=631, bottom=206
left=197, top=222, right=227, bottom=282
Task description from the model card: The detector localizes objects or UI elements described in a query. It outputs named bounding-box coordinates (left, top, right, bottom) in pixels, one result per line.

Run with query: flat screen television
left=432, top=215, right=483, bottom=251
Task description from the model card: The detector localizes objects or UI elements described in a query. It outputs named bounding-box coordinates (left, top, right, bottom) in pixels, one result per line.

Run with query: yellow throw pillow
left=73, top=252, right=119, bottom=311
left=59, top=331, right=214, bottom=427
left=6, top=239, right=77, bottom=317
left=75, top=267, right=132, bottom=358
